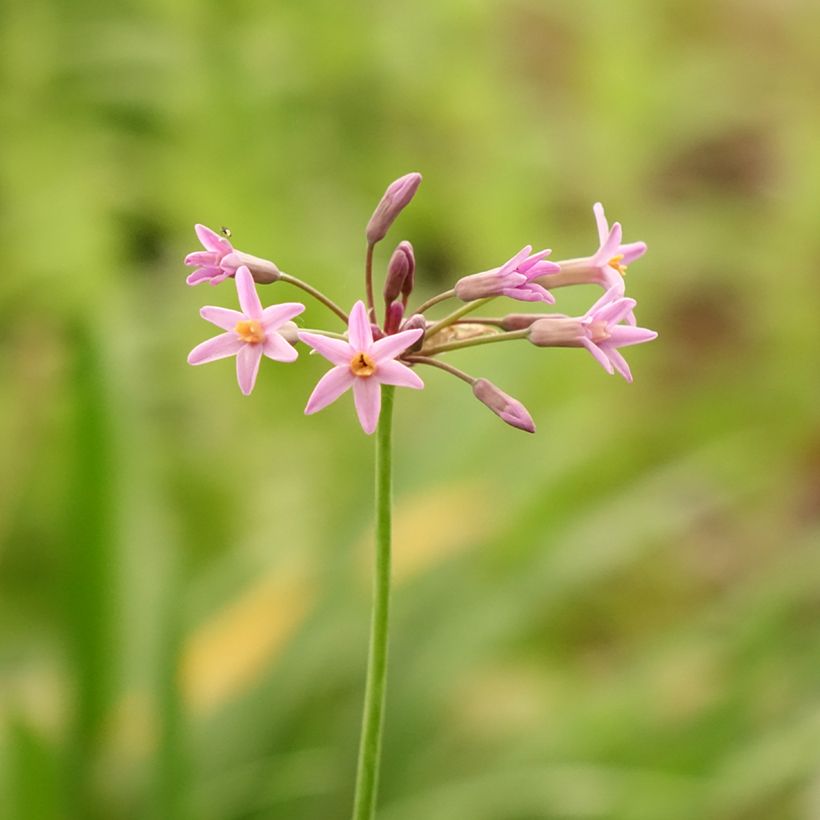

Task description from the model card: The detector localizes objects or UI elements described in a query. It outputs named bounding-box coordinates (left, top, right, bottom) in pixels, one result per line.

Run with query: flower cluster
left=186, top=173, right=656, bottom=434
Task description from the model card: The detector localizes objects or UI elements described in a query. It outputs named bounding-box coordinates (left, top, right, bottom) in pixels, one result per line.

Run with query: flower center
left=350, top=351, right=377, bottom=377
left=234, top=319, right=265, bottom=344
left=588, top=320, right=611, bottom=344
left=608, top=254, right=627, bottom=277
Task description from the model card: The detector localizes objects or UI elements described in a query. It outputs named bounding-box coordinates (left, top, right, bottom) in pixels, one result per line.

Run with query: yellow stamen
left=608, top=254, right=627, bottom=277
left=350, top=351, right=377, bottom=377
left=234, top=319, right=265, bottom=344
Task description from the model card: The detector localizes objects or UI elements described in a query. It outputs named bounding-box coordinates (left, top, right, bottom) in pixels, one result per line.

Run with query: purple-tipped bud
left=400, top=313, right=427, bottom=352
left=472, top=378, right=535, bottom=433
left=384, top=301, right=405, bottom=335
left=383, top=241, right=415, bottom=305
left=366, top=173, right=422, bottom=244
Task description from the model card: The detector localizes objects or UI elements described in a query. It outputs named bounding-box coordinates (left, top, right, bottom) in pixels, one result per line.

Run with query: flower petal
left=195, top=224, right=232, bottom=254
left=236, top=343, right=263, bottom=395
left=599, top=344, right=633, bottom=382
left=348, top=300, right=373, bottom=350
left=261, top=302, right=305, bottom=329
left=607, top=326, right=658, bottom=347
left=185, top=251, right=218, bottom=267
left=370, top=328, right=423, bottom=362
left=200, top=306, right=246, bottom=331
left=580, top=337, right=614, bottom=375
left=374, top=360, right=424, bottom=389
left=598, top=222, right=623, bottom=261
left=186, top=266, right=222, bottom=286
left=297, top=332, right=352, bottom=366
left=593, top=203, right=609, bottom=245
left=263, top=333, right=298, bottom=362
left=620, top=241, right=647, bottom=265
left=305, top=366, right=355, bottom=414
left=235, top=266, right=262, bottom=319
left=353, top=377, right=381, bottom=435
left=188, top=333, right=243, bottom=365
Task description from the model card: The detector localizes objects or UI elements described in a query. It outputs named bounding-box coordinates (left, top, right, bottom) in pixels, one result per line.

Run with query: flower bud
left=500, top=313, right=545, bottom=331
left=221, top=251, right=281, bottom=284
left=383, top=241, right=415, bottom=305
left=472, top=378, right=535, bottom=433
left=399, top=313, right=427, bottom=352
left=384, top=301, right=405, bottom=335
left=366, top=172, right=422, bottom=244
left=527, top=317, right=583, bottom=347
left=278, top=321, right=299, bottom=345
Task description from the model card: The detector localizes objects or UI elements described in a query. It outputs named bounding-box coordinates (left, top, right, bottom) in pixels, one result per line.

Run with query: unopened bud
left=366, top=172, right=422, bottom=244
left=453, top=270, right=500, bottom=302
left=500, top=313, right=543, bottom=331
left=384, top=301, right=405, bottom=335
left=472, top=378, right=535, bottom=433
left=399, top=313, right=427, bottom=352
left=222, top=251, right=281, bottom=284
left=279, top=321, right=299, bottom=345
left=527, top=316, right=583, bottom=347
left=383, top=241, right=415, bottom=305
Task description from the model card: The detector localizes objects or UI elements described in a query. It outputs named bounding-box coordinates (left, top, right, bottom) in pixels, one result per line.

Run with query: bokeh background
left=2, top=0, right=820, bottom=818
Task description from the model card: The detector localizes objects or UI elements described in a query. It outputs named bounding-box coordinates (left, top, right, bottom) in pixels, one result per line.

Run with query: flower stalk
left=352, top=385, right=396, bottom=820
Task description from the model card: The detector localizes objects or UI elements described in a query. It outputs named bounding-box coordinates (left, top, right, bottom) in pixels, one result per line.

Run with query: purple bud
left=399, top=313, right=427, bottom=352
left=500, top=313, right=543, bottom=331
left=383, top=240, right=415, bottom=305
left=384, top=301, right=405, bottom=335
left=472, top=378, right=536, bottom=433
left=366, top=173, right=422, bottom=244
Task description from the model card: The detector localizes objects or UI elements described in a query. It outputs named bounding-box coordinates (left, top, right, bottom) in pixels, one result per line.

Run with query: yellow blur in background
left=1, top=1, right=819, bottom=818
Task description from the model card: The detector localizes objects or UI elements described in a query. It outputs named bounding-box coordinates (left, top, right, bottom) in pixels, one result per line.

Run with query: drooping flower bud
left=383, top=241, right=415, bottom=305
left=366, top=173, right=422, bottom=244
left=399, top=313, right=427, bottom=352
left=472, top=378, right=535, bottom=433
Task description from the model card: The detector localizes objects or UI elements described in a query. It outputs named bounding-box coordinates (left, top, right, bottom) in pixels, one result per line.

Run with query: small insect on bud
left=383, top=241, right=415, bottom=306
left=472, top=378, right=536, bottom=433
left=220, top=226, right=232, bottom=238
left=399, top=313, right=427, bottom=353
left=366, top=173, right=422, bottom=244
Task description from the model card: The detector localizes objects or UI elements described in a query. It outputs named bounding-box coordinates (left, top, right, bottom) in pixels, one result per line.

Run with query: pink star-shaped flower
left=455, top=246, right=559, bottom=303
left=184, top=224, right=236, bottom=286
left=188, top=266, right=304, bottom=395
left=298, top=301, right=424, bottom=434
left=590, top=202, right=647, bottom=289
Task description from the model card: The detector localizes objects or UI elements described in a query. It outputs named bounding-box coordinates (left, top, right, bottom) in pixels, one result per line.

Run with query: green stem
left=420, top=329, right=528, bottom=356
left=412, top=288, right=456, bottom=315
left=278, top=273, right=349, bottom=324
left=352, top=385, right=395, bottom=820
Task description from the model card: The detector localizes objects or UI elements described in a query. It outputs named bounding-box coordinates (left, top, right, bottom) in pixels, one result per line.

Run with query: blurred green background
left=2, top=0, right=820, bottom=818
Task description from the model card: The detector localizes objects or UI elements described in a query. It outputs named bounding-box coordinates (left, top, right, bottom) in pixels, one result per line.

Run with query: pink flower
left=454, top=246, right=560, bottom=303
left=298, top=301, right=424, bottom=434
left=185, top=224, right=280, bottom=286
left=188, top=266, right=304, bottom=395
left=528, top=287, right=657, bottom=383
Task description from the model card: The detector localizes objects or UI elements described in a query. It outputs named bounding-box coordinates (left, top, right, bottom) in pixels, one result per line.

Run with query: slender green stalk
left=424, top=296, right=494, bottom=339
left=352, top=385, right=395, bottom=820
left=365, top=242, right=376, bottom=323
left=420, top=328, right=528, bottom=356
left=403, top=354, right=476, bottom=385
left=278, top=273, right=349, bottom=324
left=299, top=328, right=348, bottom=340
left=413, top=288, right=456, bottom=315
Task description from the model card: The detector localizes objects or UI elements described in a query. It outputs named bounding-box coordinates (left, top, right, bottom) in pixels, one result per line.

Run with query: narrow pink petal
left=195, top=224, right=232, bottom=255
left=620, top=241, right=647, bottom=264
left=353, top=377, right=381, bottom=435
left=599, top=344, right=633, bottom=382
left=580, top=337, right=614, bottom=374
left=597, top=296, right=636, bottom=325
left=503, top=245, right=534, bottom=274
left=187, top=333, right=243, bottom=365
left=370, top=328, right=423, bottom=362
left=305, top=366, right=355, bottom=414
left=593, top=203, right=609, bottom=245
left=186, top=266, right=222, bottom=285
left=297, top=332, right=352, bottom=366
left=607, top=326, right=658, bottom=347
left=517, top=248, right=551, bottom=273
left=348, top=300, right=373, bottom=350
left=263, top=333, right=298, bottom=362
left=185, top=251, right=218, bottom=267
left=374, top=360, right=424, bottom=389
left=586, top=285, right=622, bottom=318
left=235, top=266, right=262, bottom=319
left=236, top=343, right=263, bottom=395
left=260, top=302, right=305, bottom=329
left=200, top=306, right=246, bottom=330
left=598, top=222, right=623, bottom=260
